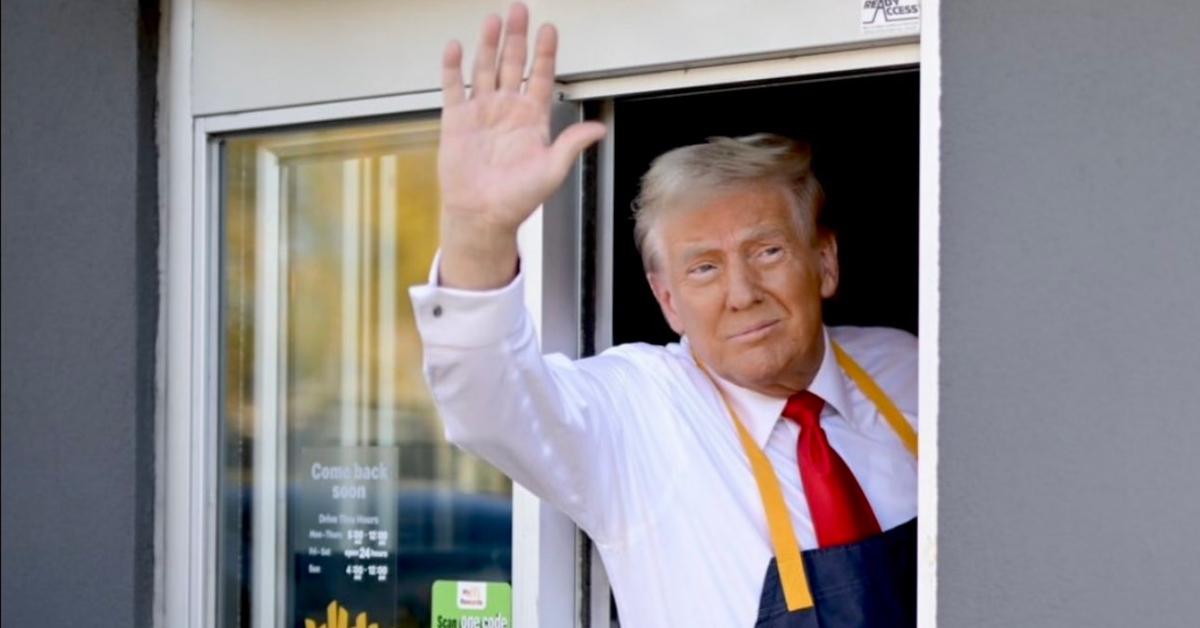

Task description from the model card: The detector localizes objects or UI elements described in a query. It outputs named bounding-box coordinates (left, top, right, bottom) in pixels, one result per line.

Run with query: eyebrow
left=741, top=225, right=791, bottom=243
left=678, top=243, right=718, bottom=264
left=676, top=226, right=792, bottom=263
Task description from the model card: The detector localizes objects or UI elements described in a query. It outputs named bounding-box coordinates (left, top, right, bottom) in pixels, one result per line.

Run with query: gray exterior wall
left=1, top=1, right=158, bottom=627
left=939, top=1, right=1200, bottom=626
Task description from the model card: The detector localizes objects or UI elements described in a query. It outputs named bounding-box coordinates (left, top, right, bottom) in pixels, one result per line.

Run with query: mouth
left=728, top=319, right=780, bottom=342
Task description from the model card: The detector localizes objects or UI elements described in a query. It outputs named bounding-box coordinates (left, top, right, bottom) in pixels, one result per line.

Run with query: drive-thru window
left=162, top=3, right=933, bottom=627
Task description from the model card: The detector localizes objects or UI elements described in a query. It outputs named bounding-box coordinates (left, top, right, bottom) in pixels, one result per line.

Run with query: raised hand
left=437, top=2, right=606, bottom=289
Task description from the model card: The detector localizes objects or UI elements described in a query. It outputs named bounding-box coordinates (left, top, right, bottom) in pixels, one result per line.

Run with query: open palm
left=438, top=3, right=606, bottom=232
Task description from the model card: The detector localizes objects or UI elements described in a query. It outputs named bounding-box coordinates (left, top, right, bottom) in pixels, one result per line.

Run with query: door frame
left=158, top=1, right=941, bottom=625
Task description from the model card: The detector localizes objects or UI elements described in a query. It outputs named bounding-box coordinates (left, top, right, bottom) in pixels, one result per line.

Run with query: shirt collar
left=687, top=327, right=853, bottom=448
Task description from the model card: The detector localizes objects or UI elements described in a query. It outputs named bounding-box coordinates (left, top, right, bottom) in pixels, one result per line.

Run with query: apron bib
left=696, top=342, right=918, bottom=627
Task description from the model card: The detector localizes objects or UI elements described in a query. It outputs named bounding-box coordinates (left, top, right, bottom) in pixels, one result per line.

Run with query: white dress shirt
left=409, top=259, right=918, bottom=628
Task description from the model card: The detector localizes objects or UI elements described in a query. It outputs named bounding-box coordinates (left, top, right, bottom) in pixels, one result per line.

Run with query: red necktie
left=783, top=391, right=881, bottom=547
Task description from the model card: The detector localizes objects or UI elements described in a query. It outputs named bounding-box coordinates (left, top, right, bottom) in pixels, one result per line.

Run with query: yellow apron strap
left=693, top=340, right=917, bottom=613
left=831, top=343, right=919, bottom=459
left=718, top=385, right=815, bottom=611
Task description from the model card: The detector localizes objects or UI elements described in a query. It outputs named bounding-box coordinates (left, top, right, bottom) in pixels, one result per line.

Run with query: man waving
left=410, top=4, right=918, bottom=626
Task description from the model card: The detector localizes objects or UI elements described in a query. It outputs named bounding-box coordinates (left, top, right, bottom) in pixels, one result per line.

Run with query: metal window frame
left=165, top=94, right=575, bottom=628
left=214, top=121, right=440, bottom=628
left=159, top=3, right=941, bottom=626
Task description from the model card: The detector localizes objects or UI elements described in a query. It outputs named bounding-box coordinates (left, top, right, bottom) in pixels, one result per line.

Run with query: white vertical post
left=588, top=98, right=617, bottom=628
left=162, top=1, right=201, bottom=626
left=510, top=207, right=580, bottom=628
left=340, top=159, right=362, bottom=446
left=377, top=155, right=398, bottom=448
left=252, top=146, right=282, bottom=628
left=917, top=1, right=942, bottom=626
left=359, top=159, right=375, bottom=440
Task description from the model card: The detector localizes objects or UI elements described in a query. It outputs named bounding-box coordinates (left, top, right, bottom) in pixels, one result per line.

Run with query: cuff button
left=432, top=305, right=443, bottom=318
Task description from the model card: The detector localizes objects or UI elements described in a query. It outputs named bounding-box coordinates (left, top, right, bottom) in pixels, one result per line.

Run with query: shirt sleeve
left=407, top=252, right=635, bottom=542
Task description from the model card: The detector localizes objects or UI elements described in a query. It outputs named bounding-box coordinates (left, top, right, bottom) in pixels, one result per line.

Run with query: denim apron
left=698, top=343, right=919, bottom=628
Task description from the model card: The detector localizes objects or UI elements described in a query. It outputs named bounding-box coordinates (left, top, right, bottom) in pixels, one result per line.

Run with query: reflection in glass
left=218, top=118, right=511, bottom=628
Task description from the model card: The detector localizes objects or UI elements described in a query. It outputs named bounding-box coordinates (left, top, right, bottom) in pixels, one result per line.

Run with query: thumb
left=549, top=121, right=607, bottom=179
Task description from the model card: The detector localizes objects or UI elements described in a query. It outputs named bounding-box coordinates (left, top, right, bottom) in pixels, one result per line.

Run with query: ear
left=818, top=233, right=839, bottom=299
left=647, top=272, right=686, bottom=335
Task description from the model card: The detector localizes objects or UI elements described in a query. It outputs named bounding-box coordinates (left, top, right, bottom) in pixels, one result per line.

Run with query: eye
left=759, top=245, right=785, bottom=260
left=687, top=262, right=718, bottom=278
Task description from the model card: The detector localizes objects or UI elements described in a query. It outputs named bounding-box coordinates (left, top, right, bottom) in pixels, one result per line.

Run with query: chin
left=728, top=356, right=786, bottom=389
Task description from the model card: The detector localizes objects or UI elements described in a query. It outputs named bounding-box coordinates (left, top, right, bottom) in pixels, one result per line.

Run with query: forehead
left=657, top=184, right=801, bottom=252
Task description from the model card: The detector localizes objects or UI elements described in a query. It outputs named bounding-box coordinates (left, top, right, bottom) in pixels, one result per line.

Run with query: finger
left=498, top=3, right=529, bottom=93
left=470, top=13, right=502, bottom=97
left=549, top=121, right=608, bottom=180
left=441, top=40, right=466, bottom=107
left=525, top=23, right=557, bottom=105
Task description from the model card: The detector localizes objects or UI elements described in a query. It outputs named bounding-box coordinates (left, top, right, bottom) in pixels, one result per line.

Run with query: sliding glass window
left=217, top=118, right=512, bottom=628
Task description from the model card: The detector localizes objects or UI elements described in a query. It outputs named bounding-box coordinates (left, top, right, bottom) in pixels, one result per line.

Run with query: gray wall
left=0, top=1, right=158, bottom=626
left=940, top=1, right=1200, bottom=626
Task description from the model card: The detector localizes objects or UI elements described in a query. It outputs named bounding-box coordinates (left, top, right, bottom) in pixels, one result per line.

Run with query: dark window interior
left=608, top=68, right=920, bottom=346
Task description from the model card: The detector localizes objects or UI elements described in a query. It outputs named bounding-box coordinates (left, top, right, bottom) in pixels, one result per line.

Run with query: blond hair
left=631, top=133, right=825, bottom=273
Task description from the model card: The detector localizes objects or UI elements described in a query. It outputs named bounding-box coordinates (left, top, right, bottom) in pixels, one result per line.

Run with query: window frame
left=168, top=95, right=574, bottom=628
left=214, top=120, right=447, bottom=628
left=161, top=19, right=941, bottom=628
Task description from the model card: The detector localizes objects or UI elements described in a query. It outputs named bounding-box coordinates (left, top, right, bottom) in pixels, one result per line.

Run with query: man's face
left=647, top=183, right=838, bottom=397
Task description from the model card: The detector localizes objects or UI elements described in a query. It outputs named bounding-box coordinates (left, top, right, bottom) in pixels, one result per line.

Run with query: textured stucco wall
left=0, top=1, right=158, bottom=626
left=939, top=1, right=1200, bottom=626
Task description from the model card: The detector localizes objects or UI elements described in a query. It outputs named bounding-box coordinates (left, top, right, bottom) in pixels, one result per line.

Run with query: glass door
left=216, top=117, right=512, bottom=628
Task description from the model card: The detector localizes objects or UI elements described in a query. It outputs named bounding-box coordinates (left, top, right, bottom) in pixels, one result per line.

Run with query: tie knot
left=782, top=390, right=825, bottom=428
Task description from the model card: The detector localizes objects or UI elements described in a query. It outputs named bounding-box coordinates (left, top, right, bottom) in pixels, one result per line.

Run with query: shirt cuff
left=408, top=249, right=526, bottom=348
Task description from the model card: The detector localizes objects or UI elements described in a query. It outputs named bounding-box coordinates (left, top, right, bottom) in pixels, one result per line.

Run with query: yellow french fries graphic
left=304, top=600, right=379, bottom=628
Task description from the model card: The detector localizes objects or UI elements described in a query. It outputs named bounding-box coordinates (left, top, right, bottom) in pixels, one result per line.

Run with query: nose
left=725, top=258, right=763, bottom=311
